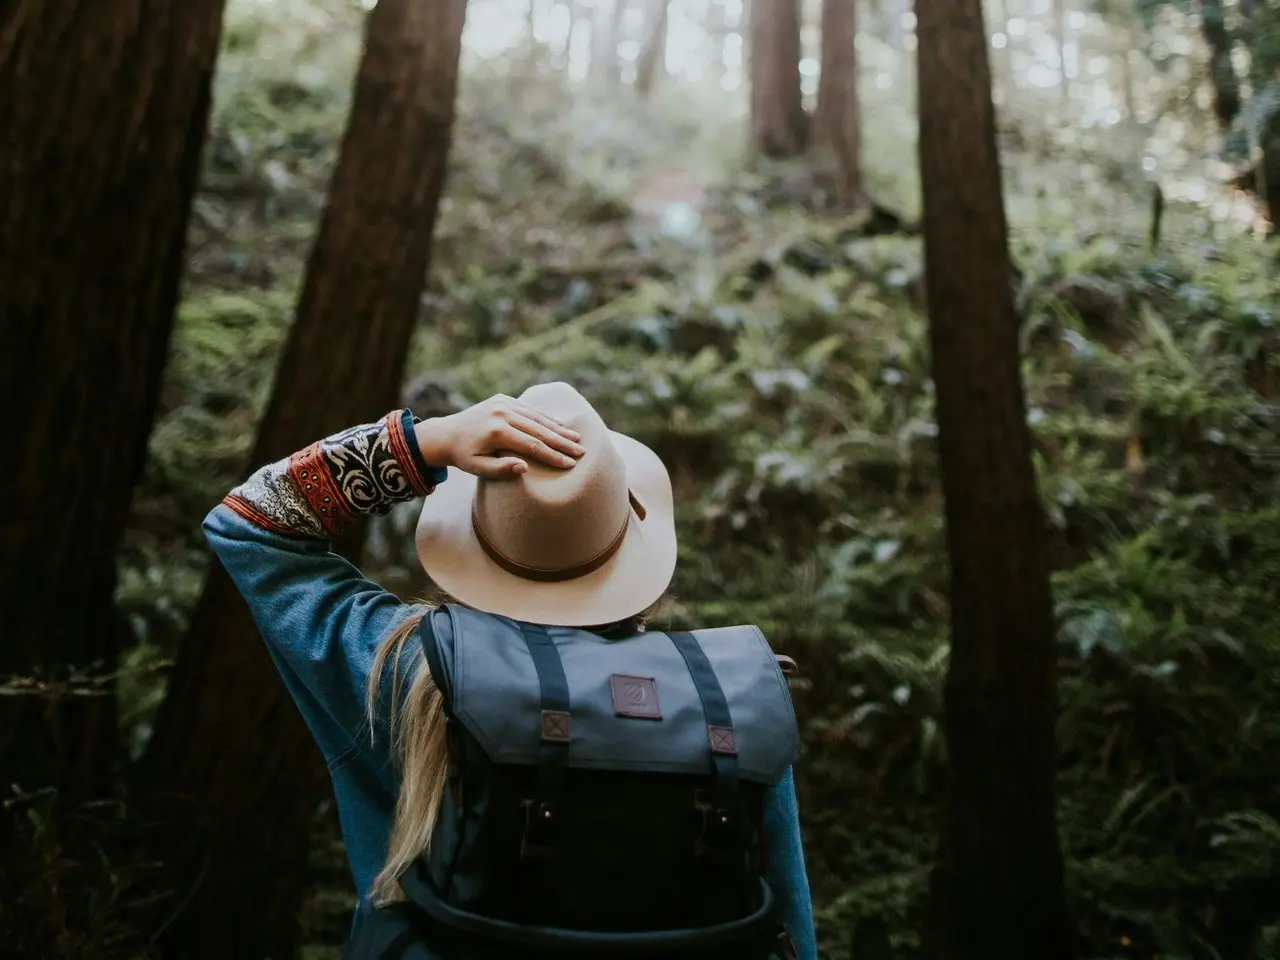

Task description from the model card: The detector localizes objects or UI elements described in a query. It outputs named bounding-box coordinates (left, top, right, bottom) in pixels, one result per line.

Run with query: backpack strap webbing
left=517, top=622, right=571, bottom=857
left=668, top=630, right=741, bottom=849
left=418, top=616, right=451, bottom=711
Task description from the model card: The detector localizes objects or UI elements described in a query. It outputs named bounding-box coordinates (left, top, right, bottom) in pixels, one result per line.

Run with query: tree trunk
left=524, top=0, right=539, bottom=74
left=634, top=0, right=671, bottom=99
left=139, top=1, right=468, bottom=956
left=1258, top=110, right=1278, bottom=232
left=748, top=0, right=808, bottom=158
left=701, top=0, right=732, bottom=88
left=1053, top=0, right=1069, bottom=102
left=914, top=0, right=1077, bottom=956
left=590, top=0, right=627, bottom=86
left=1117, top=34, right=1137, bottom=123
left=1200, top=0, right=1241, bottom=129
left=0, top=0, right=224, bottom=811
left=561, top=0, right=581, bottom=62
left=812, top=0, right=860, bottom=207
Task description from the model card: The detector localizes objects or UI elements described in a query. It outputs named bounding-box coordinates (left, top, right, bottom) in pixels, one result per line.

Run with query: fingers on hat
left=516, top=401, right=581, bottom=441
left=472, top=456, right=528, bottom=478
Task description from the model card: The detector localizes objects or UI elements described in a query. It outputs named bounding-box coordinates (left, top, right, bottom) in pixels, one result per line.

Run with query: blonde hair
left=365, top=605, right=447, bottom=904
left=364, top=597, right=670, bottom=904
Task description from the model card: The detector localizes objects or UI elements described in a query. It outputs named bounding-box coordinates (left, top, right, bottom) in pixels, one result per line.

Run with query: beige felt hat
left=415, top=382, right=677, bottom=627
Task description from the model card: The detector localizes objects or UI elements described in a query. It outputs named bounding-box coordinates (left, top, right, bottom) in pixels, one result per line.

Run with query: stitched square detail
left=541, top=710, right=572, bottom=743
left=708, top=725, right=737, bottom=756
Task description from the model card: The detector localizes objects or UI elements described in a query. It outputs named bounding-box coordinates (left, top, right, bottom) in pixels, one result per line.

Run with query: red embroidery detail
left=222, top=493, right=303, bottom=538
left=289, top=442, right=354, bottom=535
left=387, top=408, right=435, bottom=496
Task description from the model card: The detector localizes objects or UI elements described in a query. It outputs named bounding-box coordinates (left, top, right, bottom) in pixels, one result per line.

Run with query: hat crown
left=415, top=381, right=678, bottom=627
left=472, top=383, right=631, bottom=576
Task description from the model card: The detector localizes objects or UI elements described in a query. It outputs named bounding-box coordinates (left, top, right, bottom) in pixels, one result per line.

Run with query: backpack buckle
left=520, top=798, right=557, bottom=860
left=693, top=789, right=736, bottom=857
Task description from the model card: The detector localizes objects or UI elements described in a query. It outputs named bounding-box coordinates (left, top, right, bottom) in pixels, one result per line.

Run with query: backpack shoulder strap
left=668, top=630, right=741, bottom=843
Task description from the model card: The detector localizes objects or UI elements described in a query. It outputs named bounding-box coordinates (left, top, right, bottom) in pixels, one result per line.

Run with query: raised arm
left=764, top=767, right=819, bottom=960
left=205, top=398, right=586, bottom=761
left=204, top=409, right=444, bottom=761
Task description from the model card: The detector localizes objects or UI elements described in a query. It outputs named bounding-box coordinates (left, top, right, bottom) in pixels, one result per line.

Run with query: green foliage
left=95, top=3, right=1280, bottom=959
left=394, top=172, right=1280, bottom=957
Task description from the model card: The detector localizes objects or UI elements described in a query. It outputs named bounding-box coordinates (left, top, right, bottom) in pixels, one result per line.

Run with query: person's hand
left=414, top=394, right=585, bottom=479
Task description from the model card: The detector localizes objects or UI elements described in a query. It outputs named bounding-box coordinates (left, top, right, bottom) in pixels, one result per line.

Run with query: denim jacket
left=205, top=408, right=818, bottom=959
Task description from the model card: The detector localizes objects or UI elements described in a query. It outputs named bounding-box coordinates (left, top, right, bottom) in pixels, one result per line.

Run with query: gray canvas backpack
left=346, top=604, right=801, bottom=960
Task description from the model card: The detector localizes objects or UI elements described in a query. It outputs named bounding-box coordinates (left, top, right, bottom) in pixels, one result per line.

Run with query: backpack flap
left=436, top=605, right=799, bottom=786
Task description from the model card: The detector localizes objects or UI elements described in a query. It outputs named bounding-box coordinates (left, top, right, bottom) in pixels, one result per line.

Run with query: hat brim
left=415, top=431, right=677, bottom=627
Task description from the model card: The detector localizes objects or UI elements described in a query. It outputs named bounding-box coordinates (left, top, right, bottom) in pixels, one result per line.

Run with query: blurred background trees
left=134, top=2, right=469, bottom=954
left=3, top=0, right=1279, bottom=957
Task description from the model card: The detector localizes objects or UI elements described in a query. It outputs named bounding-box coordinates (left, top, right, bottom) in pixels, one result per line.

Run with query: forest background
left=3, top=0, right=1280, bottom=957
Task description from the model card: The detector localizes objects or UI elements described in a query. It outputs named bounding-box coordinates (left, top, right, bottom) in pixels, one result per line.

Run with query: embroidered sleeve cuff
left=400, top=409, right=449, bottom=490
left=221, top=408, right=443, bottom=538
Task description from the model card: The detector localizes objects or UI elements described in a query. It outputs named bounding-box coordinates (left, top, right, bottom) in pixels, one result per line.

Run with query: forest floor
left=113, top=3, right=1280, bottom=958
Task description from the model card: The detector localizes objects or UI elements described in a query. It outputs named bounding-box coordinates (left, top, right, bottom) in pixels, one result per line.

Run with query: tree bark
left=813, top=0, right=861, bottom=206
left=1200, top=0, right=1241, bottom=130
left=748, top=0, right=808, bottom=158
left=634, top=0, right=671, bottom=99
left=0, top=0, right=224, bottom=810
left=914, top=0, right=1077, bottom=956
left=139, top=1, right=468, bottom=956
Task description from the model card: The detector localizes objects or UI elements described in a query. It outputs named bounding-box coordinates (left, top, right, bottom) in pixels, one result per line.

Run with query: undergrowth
left=95, top=1, right=1280, bottom=958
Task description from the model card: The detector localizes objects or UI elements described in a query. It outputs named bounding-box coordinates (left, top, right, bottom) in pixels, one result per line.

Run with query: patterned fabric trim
left=289, top=442, right=358, bottom=534
left=399, top=409, right=447, bottom=488
left=222, top=409, right=439, bottom=538
left=223, top=458, right=326, bottom=539
left=390, top=409, right=440, bottom=495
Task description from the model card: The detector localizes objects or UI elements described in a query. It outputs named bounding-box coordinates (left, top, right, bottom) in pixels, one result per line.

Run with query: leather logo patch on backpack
left=609, top=674, right=662, bottom=720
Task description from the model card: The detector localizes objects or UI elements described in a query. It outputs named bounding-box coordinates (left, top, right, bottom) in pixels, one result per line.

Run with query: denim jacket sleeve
left=765, top=767, right=819, bottom=960
left=203, top=409, right=442, bottom=762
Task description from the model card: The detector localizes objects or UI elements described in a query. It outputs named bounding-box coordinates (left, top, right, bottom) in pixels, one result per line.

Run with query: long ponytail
left=365, top=607, right=449, bottom=904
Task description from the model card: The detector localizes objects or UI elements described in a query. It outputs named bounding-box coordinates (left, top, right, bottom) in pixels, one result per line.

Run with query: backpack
left=344, top=604, right=801, bottom=960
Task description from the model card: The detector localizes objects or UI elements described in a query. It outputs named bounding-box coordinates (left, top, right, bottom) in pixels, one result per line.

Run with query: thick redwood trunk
left=0, top=0, right=224, bottom=808
left=634, top=0, right=671, bottom=98
left=139, top=1, right=469, bottom=956
left=915, top=0, right=1077, bottom=956
left=813, top=0, right=860, bottom=206
left=748, top=0, right=808, bottom=158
